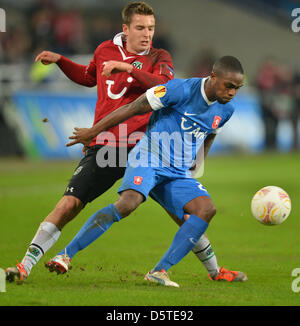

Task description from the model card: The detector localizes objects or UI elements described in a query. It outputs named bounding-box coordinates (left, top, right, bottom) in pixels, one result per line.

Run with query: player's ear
left=210, top=71, right=217, bottom=84
left=122, top=23, right=129, bottom=36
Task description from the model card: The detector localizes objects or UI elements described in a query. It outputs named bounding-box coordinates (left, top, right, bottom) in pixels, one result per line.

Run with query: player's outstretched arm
left=66, top=93, right=152, bottom=147
left=35, top=51, right=61, bottom=65
left=35, top=50, right=96, bottom=87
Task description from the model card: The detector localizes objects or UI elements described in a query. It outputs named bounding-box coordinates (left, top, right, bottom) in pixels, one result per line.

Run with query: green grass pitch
left=0, top=152, right=299, bottom=306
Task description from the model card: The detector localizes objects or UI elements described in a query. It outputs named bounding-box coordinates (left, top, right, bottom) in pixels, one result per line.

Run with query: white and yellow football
left=251, top=186, right=291, bottom=225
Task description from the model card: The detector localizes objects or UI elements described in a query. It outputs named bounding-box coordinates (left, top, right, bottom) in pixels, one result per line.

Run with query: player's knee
left=207, top=204, right=217, bottom=220
left=191, top=205, right=216, bottom=223
left=115, top=200, right=139, bottom=218
left=184, top=197, right=216, bottom=223
left=203, top=203, right=216, bottom=222
left=114, top=190, right=143, bottom=218
left=188, top=203, right=216, bottom=223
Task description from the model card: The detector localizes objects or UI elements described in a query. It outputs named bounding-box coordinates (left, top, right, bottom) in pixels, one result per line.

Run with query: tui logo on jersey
left=181, top=118, right=207, bottom=140
left=154, top=86, right=166, bottom=98
left=212, top=115, right=222, bottom=129
left=132, top=61, right=143, bottom=70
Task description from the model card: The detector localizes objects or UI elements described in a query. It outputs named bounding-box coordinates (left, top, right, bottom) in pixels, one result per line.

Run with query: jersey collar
left=113, top=32, right=150, bottom=56
left=201, top=77, right=216, bottom=106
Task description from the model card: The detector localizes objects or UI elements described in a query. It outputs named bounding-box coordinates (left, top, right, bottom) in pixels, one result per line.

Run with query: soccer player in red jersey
left=6, top=2, right=246, bottom=284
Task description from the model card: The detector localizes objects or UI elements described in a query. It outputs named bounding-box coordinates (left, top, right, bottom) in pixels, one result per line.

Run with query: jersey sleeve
left=57, top=53, right=97, bottom=87
left=212, top=127, right=223, bottom=135
left=152, top=49, right=174, bottom=80
left=146, top=79, right=186, bottom=111
left=130, top=49, right=174, bottom=89
left=131, top=49, right=174, bottom=89
left=212, top=104, right=235, bottom=134
left=85, top=56, right=97, bottom=80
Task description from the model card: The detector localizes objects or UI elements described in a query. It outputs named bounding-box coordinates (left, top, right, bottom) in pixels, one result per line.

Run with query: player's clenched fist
left=102, top=60, right=133, bottom=77
left=35, top=51, right=61, bottom=65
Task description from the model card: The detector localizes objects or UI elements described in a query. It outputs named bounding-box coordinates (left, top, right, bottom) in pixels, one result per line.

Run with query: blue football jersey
left=128, top=77, right=235, bottom=175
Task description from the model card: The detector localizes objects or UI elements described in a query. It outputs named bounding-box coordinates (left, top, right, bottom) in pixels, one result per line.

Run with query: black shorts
left=64, top=145, right=132, bottom=206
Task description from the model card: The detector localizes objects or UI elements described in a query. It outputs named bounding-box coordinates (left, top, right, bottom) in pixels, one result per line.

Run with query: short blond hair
left=122, top=2, right=154, bottom=25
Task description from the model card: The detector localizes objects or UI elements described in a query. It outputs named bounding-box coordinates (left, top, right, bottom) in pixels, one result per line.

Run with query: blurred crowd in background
left=0, top=0, right=172, bottom=63
left=0, top=0, right=299, bottom=156
left=188, top=49, right=300, bottom=152
left=256, top=58, right=300, bottom=151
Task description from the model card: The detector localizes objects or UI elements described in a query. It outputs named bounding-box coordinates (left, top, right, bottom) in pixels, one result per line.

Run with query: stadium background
left=0, top=0, right=299, bottom=307
left=0, top=0, right=299, bottom=158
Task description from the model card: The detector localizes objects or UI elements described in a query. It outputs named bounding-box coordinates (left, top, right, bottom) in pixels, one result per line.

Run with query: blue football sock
left=153, top=215, right=208, bottom=272
left=58, top=204, right=122, bottom=259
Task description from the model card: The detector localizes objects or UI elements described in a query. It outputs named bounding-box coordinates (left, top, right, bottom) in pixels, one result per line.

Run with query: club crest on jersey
left=154, top=86, right=166, bottom=98
left=134, top=176, right=143, bottom=185
left=132, top=61, right=143, bottom=70
left=212, top=115, right=222, bottom=129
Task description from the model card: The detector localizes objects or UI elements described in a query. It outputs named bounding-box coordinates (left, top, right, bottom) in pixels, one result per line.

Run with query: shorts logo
left=154, top=86, right=166, bottom=98
left=73, top=166, right=83, bottom=175
left=134, top=176, right=143, bottom=185
left=212, top=115, right=222, bottom=129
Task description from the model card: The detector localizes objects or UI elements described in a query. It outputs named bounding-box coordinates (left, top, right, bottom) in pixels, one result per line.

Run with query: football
left=251, top=186, right=292, bottom=225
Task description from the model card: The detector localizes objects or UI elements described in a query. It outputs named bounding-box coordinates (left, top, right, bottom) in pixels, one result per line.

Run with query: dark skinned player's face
left=211, top=71, right=244, bottom=104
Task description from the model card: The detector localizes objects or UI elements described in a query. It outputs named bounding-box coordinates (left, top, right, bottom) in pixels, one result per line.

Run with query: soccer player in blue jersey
left=60, top=55, right=245, bottom=287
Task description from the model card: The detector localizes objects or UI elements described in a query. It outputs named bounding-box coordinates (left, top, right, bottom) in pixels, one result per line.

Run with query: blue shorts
left=118, top=165, right=211, bottom=221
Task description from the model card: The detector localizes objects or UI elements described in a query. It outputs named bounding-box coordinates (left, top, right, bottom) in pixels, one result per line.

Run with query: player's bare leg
left=6, top=195, right=83, bottom=283
left=114, top=189, right=144, bottom=217
left=44, top=195, right=84, bottom=229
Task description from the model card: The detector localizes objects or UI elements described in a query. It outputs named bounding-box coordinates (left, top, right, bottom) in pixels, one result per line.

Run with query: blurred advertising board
left=11, top=91, right=95, bottom=159
left=10, top=90, right=293, bottom=159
